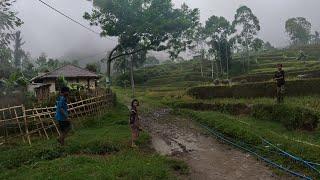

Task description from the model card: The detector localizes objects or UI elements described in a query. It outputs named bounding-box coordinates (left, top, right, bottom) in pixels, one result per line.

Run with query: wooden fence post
left=14, top=107, right=25, bottom=142
left=32, top=108, right=43, bottom=137
left=35, top=109, right=49, bottom=140
left=1, top=109, right=8, bottom=142
left=46, top=106, right=60, bottom=136
left=22, top=105, right=31, bottom=145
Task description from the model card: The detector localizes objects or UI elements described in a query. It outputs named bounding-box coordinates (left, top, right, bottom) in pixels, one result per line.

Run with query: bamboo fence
left=0, top=94, right=114, bottom=145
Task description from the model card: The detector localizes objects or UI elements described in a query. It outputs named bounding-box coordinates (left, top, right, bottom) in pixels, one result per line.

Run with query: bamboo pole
left=32, top=108, right=42, bottom=137
left=22, top=105, right=31, bottom=145
left=35, top=109, right=49, bottom=140
left=46, top=106, right=60, bottom=136
left=1, top=109, right=8, bottom=142
left=13, top=107, right=25, bottom=142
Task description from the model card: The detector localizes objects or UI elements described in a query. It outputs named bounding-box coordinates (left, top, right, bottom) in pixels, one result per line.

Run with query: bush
left=173, top=102, right=320, bottom=131
left=188, top=78, right=320, bottom=99
left=251, top=104, right=320, bottom=131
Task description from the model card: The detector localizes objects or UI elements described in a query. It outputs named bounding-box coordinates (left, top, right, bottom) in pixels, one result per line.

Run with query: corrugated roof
left=31, top=65, right=99, bottom=82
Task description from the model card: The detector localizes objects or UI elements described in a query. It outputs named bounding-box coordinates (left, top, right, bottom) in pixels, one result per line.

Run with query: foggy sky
left=13, top=0, right=320, bottom=62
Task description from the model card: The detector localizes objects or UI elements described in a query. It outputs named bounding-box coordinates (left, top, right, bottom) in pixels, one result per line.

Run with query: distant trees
left=86, top=63, right=101, bottom=73
left=144, top=56, right=160, bottom=66
left=263, top=41, right=276, bottom=51
left=285, top=17, right=312, bottom=45
left=84, top=0, right=200, bottom=93
left=205, top=15, right=235, bottom=78
left=311, top=31, right=320, bottom=45
left=233, top=5, right=261, bottom=72
left=189, top=24, right=207, bottom=77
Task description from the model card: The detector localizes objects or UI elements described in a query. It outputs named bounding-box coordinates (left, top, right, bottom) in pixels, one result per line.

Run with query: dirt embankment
left=141, top=109, right=286, bottom=180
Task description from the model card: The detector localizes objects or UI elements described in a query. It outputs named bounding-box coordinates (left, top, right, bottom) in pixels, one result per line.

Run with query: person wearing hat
left=274, top=64, right=285, bottom=103
left=55, top=86, right=71, bottom=145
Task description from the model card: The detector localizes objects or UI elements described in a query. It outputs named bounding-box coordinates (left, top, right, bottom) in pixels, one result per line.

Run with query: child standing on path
left=129, top=99, right=141, bottom=147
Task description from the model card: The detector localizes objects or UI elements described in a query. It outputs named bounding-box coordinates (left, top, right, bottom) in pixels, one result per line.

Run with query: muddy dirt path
left=141, top=108, right=283, bottom=180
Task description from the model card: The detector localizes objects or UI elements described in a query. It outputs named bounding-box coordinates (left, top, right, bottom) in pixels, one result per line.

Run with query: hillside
left=114, top=46, right=320, bottom=89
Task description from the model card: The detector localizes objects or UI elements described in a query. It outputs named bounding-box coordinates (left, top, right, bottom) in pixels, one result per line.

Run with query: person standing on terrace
left=274, top=64, right=285, bottom=103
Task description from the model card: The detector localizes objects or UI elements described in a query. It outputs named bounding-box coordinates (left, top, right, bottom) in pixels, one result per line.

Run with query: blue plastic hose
left=200, top=124, right=313, bottom=180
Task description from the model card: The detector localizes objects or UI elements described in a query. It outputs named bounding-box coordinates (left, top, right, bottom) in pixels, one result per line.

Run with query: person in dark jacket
left=55, top=87, right=70, bottom=146
left=129, top=99, right=141, bottom=147
left=274, top=64, right=285, bottom=103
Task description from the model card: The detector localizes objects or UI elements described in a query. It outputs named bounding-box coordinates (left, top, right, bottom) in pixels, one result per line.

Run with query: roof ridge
left=31, top=64, right=99, bottom=82
left=66, top=64, right=98, bottom=75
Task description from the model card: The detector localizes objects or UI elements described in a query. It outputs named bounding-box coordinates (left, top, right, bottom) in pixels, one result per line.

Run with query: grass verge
left=0, top=103, right=188, bottom=179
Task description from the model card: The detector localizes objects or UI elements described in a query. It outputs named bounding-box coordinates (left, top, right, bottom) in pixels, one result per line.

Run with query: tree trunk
left=106, top=45, right=120, bottom=90
left=200, top=59, right=204, bottom=77
left=215, top=58, right=219, bottom=79
left=211, top=56, right=214, bottom=80
left=226, top=44, right=229, bottom=80
left=130, top=55, right=135, bottom=98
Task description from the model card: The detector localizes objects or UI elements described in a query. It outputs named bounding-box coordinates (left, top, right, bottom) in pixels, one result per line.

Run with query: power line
left=35, top=0, right=118, bottom=60
left=36, top=0, right=117, bottom=43
left=37, top=0, right=99, bottom=34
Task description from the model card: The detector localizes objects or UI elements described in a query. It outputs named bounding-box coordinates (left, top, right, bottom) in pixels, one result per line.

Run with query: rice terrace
left=1, top=0, right=320, bottom=179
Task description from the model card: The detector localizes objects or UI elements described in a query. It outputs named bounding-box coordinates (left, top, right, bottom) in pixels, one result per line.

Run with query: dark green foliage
left=188, top=79, right=320, bottom=99
left=13, top=31, right=25, bottom=69
left=173, top=102, right=319, bottom=131
left=145, top=56, right=160, bottom=66
left=251, top=104, right=319, bottom=131
left=285, top=17, right=312, bottom=45
left=56, top=76, right=68, bottom=91
left=0, top=0, right=23, bottom=47
left=85, top=62, right=101, bottom=73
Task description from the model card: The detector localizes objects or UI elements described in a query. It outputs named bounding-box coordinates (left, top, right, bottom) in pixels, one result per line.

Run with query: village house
left=29, top=65, right=99, bottom=100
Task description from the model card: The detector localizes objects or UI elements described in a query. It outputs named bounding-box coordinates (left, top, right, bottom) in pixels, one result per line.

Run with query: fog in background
left=13, top=0, right=320, bottom=64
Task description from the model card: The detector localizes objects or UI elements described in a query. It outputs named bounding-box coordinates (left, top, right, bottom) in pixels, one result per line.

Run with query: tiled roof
left=32, top=65, right=98, bottom=82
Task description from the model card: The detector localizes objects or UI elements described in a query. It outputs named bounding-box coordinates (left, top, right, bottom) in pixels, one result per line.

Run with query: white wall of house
left=29, top=78, right=97, bottom=95
left=42, top=79, right=56, bottom=93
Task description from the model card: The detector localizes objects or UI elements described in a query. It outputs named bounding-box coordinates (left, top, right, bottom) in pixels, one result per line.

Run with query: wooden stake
left=13, top=107, right=25, bottom=142
left=1, top=109, right=8, bottom=142
left=35, top=109, right=49, bottom=140
left=22, top=105, right=31, bottom=145
left=46, top=106, right=60, bottom=136
left=32, top=108, right=43, bottom=137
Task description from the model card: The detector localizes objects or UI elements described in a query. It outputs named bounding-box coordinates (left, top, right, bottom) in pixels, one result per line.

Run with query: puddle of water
left=151, top=135, right=172, bottom=155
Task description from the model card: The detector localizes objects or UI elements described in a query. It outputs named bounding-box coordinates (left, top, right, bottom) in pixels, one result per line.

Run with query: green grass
left=0, top=103, right=188, bottom=179
left=1, top=151, right=179, bottom=180
left=174, top=109, right=320, bottom=178
left=114, top=87, right=320, bottom=178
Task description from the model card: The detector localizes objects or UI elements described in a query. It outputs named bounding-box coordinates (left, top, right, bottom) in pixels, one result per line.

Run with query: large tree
left=205, top=15, right=235, bottom=78
left=233, top=5, right=260, bottom=72
left=84, top=0, right=199, bottom=88
left=311, top=31, right=320, bottom=45
left=0, top=0, right=22, bottom=78
left=0, top=0, right=22, bottom=47
left=285, top=17, right=311, bottom=45
left=189, top=24, right=207, bottom=77
left=13, top=31, right=25, bottom=69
